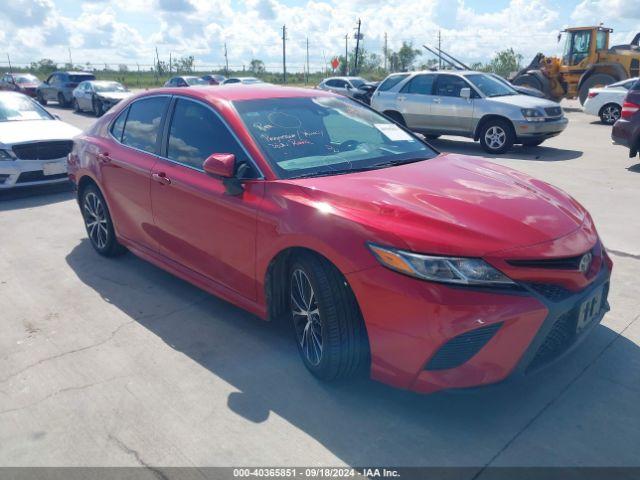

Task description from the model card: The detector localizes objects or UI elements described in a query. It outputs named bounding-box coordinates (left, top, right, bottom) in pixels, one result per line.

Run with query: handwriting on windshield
left=260, top=129, right=324, bottom=150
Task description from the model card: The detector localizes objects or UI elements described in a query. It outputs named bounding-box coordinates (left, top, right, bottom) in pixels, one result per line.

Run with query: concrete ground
left=0, top=100, right=639, bottom=474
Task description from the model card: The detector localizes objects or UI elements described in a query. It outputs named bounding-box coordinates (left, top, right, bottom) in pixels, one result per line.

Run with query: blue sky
left=1, top=0, right=639, bottom=72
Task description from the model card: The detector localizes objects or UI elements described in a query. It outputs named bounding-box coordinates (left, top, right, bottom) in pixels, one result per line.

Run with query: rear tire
left=72, top=98, right=80, bottom=113
left=598, top=103, right=621, bottom=125
left=57, top=92, right=68, bottom=108
left=80, top=184, right=126, bottom=257
left=579, top=74, right=616, bottom=105
left=93, top=98, right=104, bottom=117
left=289, top=253, right=369, bottom=381
left=479, top=119, right=515, bottom=154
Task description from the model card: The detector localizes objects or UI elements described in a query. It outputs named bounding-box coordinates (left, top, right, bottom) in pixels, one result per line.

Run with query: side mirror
left=460, top=88, right=471, bottom=100
left=203, top=153, right=235, bottom=177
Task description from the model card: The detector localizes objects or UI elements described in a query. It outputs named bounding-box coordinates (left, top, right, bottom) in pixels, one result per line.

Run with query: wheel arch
left=474, top=114, right=516, bottom=141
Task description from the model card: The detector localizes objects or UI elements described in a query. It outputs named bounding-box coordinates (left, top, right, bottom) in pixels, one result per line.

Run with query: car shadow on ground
left=429, top=138, right=583, bottom=162
left=65, top=239, right=640, bottom=468
left=0, top=183, right=73, bottom=211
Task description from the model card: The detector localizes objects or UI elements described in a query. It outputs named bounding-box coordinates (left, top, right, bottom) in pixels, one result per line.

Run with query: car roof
left=56, top=71, right=94, bottom=75
left=136, top=84, right=334, bottom=102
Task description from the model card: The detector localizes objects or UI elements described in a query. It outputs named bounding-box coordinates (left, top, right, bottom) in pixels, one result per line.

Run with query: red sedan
left=68, top=85, right=612, bottom=393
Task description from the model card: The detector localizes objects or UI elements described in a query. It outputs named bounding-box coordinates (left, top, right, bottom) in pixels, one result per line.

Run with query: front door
left=431, top=74, right=476, bottom=133
left=395, top=74, right=435, bottom=131
left=150, top=97, right=263, bottom=300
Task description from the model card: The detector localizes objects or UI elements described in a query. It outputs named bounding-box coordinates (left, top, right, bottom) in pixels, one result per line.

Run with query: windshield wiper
left=287, top=157, right=428, bottom=179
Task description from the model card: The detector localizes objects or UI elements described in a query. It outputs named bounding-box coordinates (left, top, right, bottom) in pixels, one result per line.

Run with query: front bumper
left=346, top=259, right=611, bottom=394
left=0, top=158, right=69, bottom=189
left=513, top=117, right=568, bottom=140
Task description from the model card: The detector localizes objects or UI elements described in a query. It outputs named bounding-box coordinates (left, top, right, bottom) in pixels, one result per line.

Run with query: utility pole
left=282, top=25, right=287, bottom=84
left=305, top=37, right=310, bottom=85
left=438, top=30, right=442, bottom=70
left=68, top=48, right=73, bottom=67
left=224, top=43, right=229, bottom=76
left=383, top=32, right=388, bottom=72
left=6, top=54, right=13, bottom=74
left=353, top=18, right=362, bottom=75
left=344, top=34, right=349, bottom=75
left=169, top=52, right=172, bottom=74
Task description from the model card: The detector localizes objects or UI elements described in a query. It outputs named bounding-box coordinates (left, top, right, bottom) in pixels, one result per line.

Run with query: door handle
left=432, top=98, right=441, bottom=103
left=397, top=95, right=406, bottom=101
left=97, top=152, right=111, bottom=163
left=152, top=172, right=172, bottom=185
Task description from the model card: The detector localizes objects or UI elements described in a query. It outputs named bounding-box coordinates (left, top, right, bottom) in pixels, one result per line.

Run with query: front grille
left=527, top=310, right=577, bottom=372
left=16, top=171, right=67, bottom=184
left=12, top=141, right=73, bottom=161
left=508, top=255, right=583, bottom=270
left=544, top=106, right=563, bottom=117
left=527, top=282, right=573, bottom=302
left=425, top=323, right=503, bottom=371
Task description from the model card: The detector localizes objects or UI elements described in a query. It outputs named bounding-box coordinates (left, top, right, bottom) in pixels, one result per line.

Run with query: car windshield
left=234, top=96, right=436, bottom=179
left=465, top=73, right=518, bottom=97
left=185, top=77, right=208, bottom=85
left=70, top=74, right=95, bottom=83
left=0, top=95, right=52, bottom=122
left=94, top=82, right=126, bottom=92
left=15, top=75, right=38, bottom=84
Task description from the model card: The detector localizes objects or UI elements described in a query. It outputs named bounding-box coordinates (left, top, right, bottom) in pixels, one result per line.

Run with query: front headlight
left=0, top=149, right=16, bottom=161
left=521, top=108, right=546, bottom=122
left=368, top=243, right=515, bottom=286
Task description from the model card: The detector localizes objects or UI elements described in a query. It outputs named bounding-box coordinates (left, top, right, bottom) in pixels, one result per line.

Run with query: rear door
left=395, top=74, right=435, bottom=131
left=43, top=74, right=58, bottom=100
left=99, top=95, right=170, bottom=251
left=431, top=74, right=476, bottom=133
left=150, top=97, right=263, bottom=299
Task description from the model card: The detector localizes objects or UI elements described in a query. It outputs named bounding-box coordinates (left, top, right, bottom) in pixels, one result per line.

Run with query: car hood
left=96, top=92, right=132, bottom=101
left=284, top=154, right=589, bottom=257
left=0, top=120, right=81, bottom=146
left=489, top=94, right=561, bottom=109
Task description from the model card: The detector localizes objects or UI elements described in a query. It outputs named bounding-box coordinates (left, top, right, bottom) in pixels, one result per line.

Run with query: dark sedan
left=612, top=80, right=640, bottom=158
left=201, top=74, right=227, bottom=85
left=164, top=76, right=208, bottom=88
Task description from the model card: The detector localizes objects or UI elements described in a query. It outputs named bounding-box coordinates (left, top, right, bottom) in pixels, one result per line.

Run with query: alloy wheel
left=484, top=126, right=506, bottom=150
left=291, top=268, right=323, bottom=366
left=83, top=192, right=109, bottom=249
left=602, top=105, right=620, bottom=124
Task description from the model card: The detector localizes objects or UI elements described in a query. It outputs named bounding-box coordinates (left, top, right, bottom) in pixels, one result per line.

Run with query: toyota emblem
left=578, top=252, right=593, bottom=274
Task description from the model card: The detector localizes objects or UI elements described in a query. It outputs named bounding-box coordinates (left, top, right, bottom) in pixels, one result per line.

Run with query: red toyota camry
left=68, top=85, right=612, bottom=393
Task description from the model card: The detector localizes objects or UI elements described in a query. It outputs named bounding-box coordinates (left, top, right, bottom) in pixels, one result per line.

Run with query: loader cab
left=561, top=27, right=610, bottom=67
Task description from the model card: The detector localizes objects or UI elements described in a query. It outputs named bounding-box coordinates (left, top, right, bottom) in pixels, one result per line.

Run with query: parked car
left=163, top=76, right=209, bottom=87
left=612, top=79, right=640, bottom=158
left=371, top=70, right=568, bottom=153
left=201, top=74, right=227, bottom=85
left=352, top=81, right=380, bottom=105
left=584, top=77, right=639, bottom=125
left=0, top=73, right=40, bottom=97
left=68, top=85, right=611, bottom=394
left=36, top=71, right=96, bottom=107
left=0, top=92, right=81, bottom=189
left=222, top=77, right=264, bottom=85
left=72, top=80, right=132, bottom=117
left=317, top=76, right=367, bottom=98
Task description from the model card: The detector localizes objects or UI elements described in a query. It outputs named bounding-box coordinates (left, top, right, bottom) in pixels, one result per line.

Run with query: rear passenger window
left=111, top=107, right=128, bottom=142
left=121, top=97, right=169, bottom=153
left=378, top=74, right=409, bottom=91
left=401, top=75, right=435, bottom=95
left=167, top=98, right=248, bottom=171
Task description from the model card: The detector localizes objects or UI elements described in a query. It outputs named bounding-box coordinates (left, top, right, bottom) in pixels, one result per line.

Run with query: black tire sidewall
left=579, top=74, right=616, bottom=105
left=93, top=99, right=103, bottom=117
left=599, top=103, right=621, bottom=125
left=479, top=119, right=514, bottom=154
left=57, top=92, right=67, bottom=107
left=81, top=184, right=120, bottom=256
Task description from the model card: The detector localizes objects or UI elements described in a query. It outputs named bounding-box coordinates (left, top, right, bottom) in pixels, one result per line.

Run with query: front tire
left=289, top=253, right=369, bottom=381
left=599, top=103, right=621, bottom=125
left=81, top=184, right=126, bottom=257
left=37, top=92, right=47, bottom=105
left=93, top=98, right=104, bottom=117
left=479, top=119, right=514, bottom=154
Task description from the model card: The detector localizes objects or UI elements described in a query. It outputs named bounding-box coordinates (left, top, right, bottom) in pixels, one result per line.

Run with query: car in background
left=317, top=76, right=367, bottom=98
left=163, top=76, right=209, bottom=88
left=351, top=81, right=380, bottom=105
left=72, top=80, right=132, bottom=117
left=68, top=85, right=611, bottom=394
left=584, top=77, right=639, bottom=125
left=201, top=74, right=227, bottom=85
left=36, top=71, right=96, bottom=107
left=222, top=77, right=264, bottom=85
left=0, top=92, right=81, bottom=189
left=0, top=73, right=40, bottom=97
left=612, top=79, right=640, bottom=158
left=371, top=70, right=567, bottom=153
